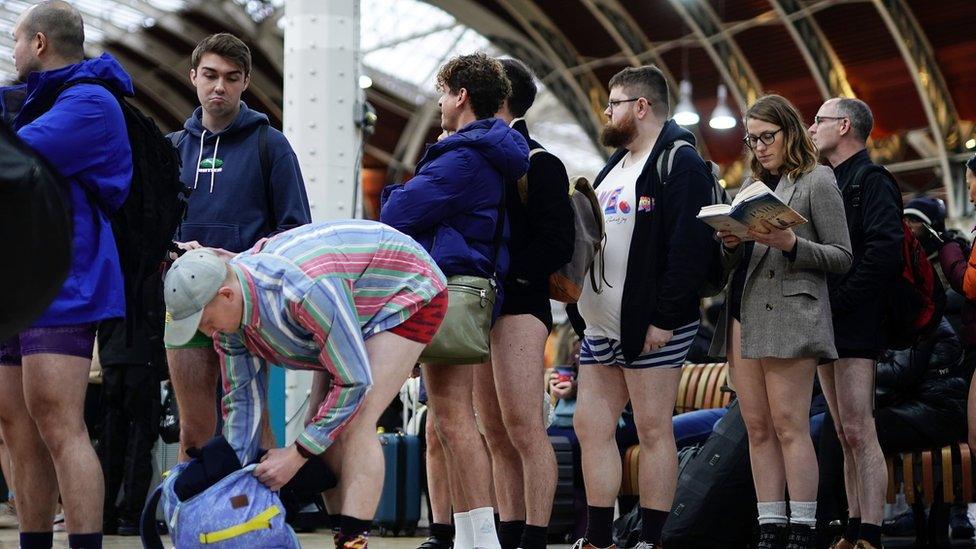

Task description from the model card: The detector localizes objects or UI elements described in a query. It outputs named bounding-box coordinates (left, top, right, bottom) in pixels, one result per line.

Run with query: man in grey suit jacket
left=810, top=98, right=904, bottom=549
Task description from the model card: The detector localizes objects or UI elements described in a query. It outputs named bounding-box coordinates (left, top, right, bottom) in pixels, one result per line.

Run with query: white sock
left=454, top=512, right=473, bottom=549
left=757, top=501, right=788, bottom=525
left=468, top=506, right=501, bottom=549
left=790, top=500, right=817, bottom=527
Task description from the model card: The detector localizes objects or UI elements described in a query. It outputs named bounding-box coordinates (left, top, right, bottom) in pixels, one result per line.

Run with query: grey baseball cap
left=163, top=249, right=227, bottom=346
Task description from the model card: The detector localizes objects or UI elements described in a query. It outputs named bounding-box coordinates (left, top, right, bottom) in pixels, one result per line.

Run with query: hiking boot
left=571, top=538, right=617, bottom=549
left=829, top=539, right=855, bottom=549
left=757, top=523, right=788, bottom=549
left=854, top=542, right=882, bottom=549
left=336, top=533, right=368, bottom=549
left=786, top=524, right=815, bottom=549
left=418, top=536, right=453, bottom=549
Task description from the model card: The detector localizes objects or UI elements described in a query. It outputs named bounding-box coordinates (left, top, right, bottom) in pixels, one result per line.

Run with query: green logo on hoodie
left=199, top=158, right=224, bottom=169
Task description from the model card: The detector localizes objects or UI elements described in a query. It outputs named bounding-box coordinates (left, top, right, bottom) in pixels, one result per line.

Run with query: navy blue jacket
left=592, top=120, right=716, bottom=361
left=171, top=103, right=311, bottom=253
left=380, top=118, right=529, bottom=280
left=14, top=54, right=133, bottom=326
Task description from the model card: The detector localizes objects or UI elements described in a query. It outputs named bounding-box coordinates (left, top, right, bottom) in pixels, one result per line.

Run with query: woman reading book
left=707, top=94, right=853, bottom=549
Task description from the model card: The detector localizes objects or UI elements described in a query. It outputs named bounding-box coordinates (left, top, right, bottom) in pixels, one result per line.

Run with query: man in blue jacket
left=380, top=52, right=528, bottom=549
left=0, top=2, right=132, bottom=548
left=165, top=33, right=311, bottom=460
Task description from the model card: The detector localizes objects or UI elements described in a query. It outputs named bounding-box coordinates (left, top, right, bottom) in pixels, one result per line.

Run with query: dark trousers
left=97, top=363, right=161, bottom=523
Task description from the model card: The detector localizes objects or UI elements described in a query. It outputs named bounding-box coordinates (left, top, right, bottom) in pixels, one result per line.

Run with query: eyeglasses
left=813, top=115, right=847, bottom=125
left=607, top=98, right=640, bottom=112
left=743, top=128, right=782, bottom=149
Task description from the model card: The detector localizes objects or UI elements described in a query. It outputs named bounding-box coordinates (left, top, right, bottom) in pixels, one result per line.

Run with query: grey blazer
left=709, top=165, right=853, bottom=360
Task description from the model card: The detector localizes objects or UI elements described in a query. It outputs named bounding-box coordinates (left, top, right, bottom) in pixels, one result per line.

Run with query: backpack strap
left=258, top=125, right=277, bottom=229
left=140, top=483, right=165, bottom=549
left=656, top=140, right=695, bottom=185
left=516, top=148, right=548, bottom=205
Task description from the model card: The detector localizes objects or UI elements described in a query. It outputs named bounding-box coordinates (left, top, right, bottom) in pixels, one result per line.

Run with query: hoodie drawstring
left=209, top=135, right=221, bottom=194
left=192, top=130, right=206, bottom=190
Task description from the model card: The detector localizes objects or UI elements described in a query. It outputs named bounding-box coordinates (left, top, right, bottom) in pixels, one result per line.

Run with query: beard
left=600, top=115, right=637, bottom=148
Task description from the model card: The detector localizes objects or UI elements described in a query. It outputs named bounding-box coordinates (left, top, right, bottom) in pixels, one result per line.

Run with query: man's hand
left=642, top=325, right=673, bottom=355
left=253, top=445, right=307, bottom=491
left=169, top=240, right=202, bottom=261
left=748, top=220, right=797, bottom=252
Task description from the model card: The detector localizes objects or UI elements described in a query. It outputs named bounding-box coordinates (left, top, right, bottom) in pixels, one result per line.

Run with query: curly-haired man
left=380, top=52, right=529, bottom=549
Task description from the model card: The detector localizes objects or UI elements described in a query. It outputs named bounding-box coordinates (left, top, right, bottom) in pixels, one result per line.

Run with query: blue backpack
left=140, top=462, right=300, bottom=549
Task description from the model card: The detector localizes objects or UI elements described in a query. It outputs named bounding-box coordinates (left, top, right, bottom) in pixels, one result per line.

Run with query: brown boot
left=854, top=541, right=882, bottom=549
left=571, top=539, right=617, bottom=549
left=829, top=538, right=855, bottom=549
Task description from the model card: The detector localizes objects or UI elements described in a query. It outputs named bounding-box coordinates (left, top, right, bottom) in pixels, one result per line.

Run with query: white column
left=282, top=0, right=362, bottom=444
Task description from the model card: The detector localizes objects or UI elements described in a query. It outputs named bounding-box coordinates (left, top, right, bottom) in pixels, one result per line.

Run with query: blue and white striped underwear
left=581, top=320, right=701, bottom=369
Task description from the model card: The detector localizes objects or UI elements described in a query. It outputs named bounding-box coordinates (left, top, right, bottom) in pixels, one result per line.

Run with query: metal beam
left=578, top=0, right=712, bottom=159
left=768, top=0, right=854, bottom=99
left=871, top=0, right=963, bottom=217
left=387, top=98, right=439, bottom=181
left=664, top=0, right=763, bottom=112
left=365, top=23, right=460, bottom=53
left=426, top=0, right=606, bottom=156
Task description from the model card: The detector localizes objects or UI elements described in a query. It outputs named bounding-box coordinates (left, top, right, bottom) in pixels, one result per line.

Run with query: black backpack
left=846, top=165, right=945, bottom=349
left=0, top=121, right=72, bottom=339
left=48, top=79, right=188, bottom=340
left=657, top=140, right=730, bottom=298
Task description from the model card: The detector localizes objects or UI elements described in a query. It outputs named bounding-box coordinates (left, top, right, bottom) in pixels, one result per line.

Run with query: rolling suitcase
left=375, top=432, right=421, bottom=536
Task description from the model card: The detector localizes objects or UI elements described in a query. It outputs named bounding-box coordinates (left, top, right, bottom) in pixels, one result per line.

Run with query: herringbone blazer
left=710, top=164, right=853, bottom=360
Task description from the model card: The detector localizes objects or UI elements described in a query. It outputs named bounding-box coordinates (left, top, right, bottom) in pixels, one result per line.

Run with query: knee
left=480, top=418, right=511, bottom=450
left=29, top=408, right=78, bottom=455
left=635, top=418, right=673, bottom=450
left=743, top=413, right=776, bottom=446
left=502, top=412, right=543, bottom=451
left=574, top=411, right=615, bottom=444
left=771, top=411, right=808, bottom=447
left=837, top=418, right=875, bottom=452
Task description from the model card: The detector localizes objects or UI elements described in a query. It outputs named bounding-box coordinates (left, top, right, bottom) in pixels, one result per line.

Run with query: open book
left=697, top=182, right=807, bottom=240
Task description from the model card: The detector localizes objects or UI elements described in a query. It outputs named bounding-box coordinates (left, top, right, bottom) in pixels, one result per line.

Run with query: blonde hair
left=744, top=94, right=818, bottom=182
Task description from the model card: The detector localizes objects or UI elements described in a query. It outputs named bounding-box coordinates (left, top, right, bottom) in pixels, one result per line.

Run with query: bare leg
left=730, top=320, right=787, bottom=502
left=166, top=347, right=219, bottom=460
left=321, top=331, right=424, bottom=518
left=23, top=354, right=104, bottom=533
left=425, top=411, right=454, bottom=524
left=818, top=364, right=862, bottom=518
left=574, top=364, right=629, bottom=506
left=830, top=358, right=886, bottom=525
left=473, top=357, right=524, bottom=521
left=622, top=366, right=683, bottom=510
left=0, top=367, right=58, bottom=532
left=424, top=363, right=494, bottom=511
left=762, top=357, right=818, bottom=500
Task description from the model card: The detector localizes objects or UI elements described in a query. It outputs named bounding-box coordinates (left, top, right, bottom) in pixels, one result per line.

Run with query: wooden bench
left=886, top=442, right=976, bottom=505
left=621, top=362, right=731, bottom=496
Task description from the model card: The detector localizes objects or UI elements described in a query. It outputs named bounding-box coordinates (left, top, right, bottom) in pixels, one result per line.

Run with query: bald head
left=12, top=1, right=84, bottom=79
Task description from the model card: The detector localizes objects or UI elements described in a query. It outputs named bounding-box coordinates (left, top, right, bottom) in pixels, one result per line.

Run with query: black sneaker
left=418, top=536, right=453, bottom=549
left=758, top=523, right=788, bottom=549
left=117, top=518, right=140, bottom=536
left=786, top=524, right=815, bottom=549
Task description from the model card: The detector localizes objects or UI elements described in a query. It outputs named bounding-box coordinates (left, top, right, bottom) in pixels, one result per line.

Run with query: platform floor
left=0, top=529, right=968, bottom=548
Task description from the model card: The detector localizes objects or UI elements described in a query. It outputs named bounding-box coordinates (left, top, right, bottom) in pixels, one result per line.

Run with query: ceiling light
left=359, top=75, right=373, bottom=89
left=966, top=138, right=976, bottom=150
left=709, top=85, right=736, bottom=130
left=673, top=79, right=699, bottom=126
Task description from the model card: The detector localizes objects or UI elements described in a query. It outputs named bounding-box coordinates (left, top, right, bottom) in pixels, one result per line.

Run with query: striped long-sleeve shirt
left=216, top=220, right=446, bottom=464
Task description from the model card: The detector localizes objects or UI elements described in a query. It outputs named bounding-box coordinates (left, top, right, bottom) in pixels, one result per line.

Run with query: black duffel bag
left=0, top=119, right=71, bottom=340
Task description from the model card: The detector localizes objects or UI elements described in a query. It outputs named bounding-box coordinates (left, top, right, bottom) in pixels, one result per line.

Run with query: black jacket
left=875, top=318, right=968, bottom=442
left=828, top=149, right=904, bottom=350
left=590, top=120, right=715, bottom=361
left=502, top=119, right=575, bottom=300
